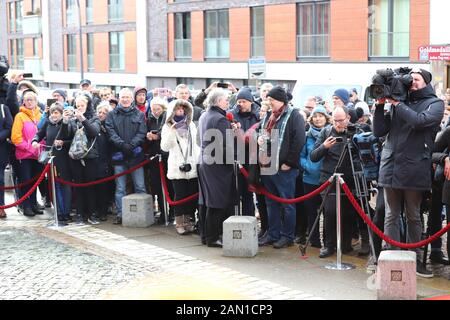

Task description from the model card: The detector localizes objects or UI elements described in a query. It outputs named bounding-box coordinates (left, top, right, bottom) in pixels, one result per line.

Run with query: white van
left=290, top=62, right=430, bottom=108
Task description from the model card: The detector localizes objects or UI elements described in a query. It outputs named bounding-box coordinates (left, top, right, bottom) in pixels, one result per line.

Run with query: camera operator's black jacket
left=310, top=126, right=361, bottom=188
left=373, top=84, right=444, bottom=191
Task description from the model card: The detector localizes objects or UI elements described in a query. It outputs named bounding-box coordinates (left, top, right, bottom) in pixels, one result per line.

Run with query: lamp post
left=76, top=0, right=84, bottom=82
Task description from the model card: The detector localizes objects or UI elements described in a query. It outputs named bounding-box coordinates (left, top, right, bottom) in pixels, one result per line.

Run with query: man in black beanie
left=373, top=68, right=444, bottom=278
left=257, top=86, right=306, bottom=249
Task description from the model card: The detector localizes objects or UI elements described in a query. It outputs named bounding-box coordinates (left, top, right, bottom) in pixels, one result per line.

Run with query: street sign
left=419, top=45, right=450, bottom=61
left=248, top=58, right=266, bottom=79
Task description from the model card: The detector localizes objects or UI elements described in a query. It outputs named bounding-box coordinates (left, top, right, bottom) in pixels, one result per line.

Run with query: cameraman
left=373, top=69, right=444, bottom=278
left=310, top=106, right=362, bottom=258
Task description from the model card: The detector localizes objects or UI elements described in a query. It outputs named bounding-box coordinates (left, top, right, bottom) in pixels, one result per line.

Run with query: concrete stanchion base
left=223, top=216, right=258, bottom=257
left=122, top=194, right=154, bottom=228
left=376, top=250, right=417, bottom=300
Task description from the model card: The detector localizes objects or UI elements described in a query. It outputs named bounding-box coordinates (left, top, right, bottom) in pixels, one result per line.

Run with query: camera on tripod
left=369, top=67, right=413, bottom=101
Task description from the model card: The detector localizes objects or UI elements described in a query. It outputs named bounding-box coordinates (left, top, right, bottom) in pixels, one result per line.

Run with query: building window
left=369, top=0, right=410, bottom=58
left=15, top=1, right=23, bottom=32
left=109, top=32, right=125, bottom=71
left=297, top=1, right=330, bottom=58
left=86, top=0, right=94, bottom=24
left=8, top=3, right=15, bottom=32
left=204, top=9, right=229, bottom=59
left=87, top=33, right=94, bottom=71
left=67, top=34, right=77, bottom=71
left=66, top=0, right=77, bottom=26
left=108, top=0, right=123, bottom=23
left=30, top=0, right=41, bottom=15
left=251, top=6, right=265, bottom=58
left=9, top=40, right=16, bottom=68
left=33, top=38, right=39, bottom=57
left=174, top=12, right=191, bottom=59
left=17, top=39, right=24, bottom=69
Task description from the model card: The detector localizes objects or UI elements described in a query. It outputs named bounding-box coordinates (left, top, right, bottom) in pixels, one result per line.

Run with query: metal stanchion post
left=234, top=161, right=241, bottom=216
left=325, top=174, right=355, bottom=271
left=47, top=157, right=60, bottom=229
left=159, top=155, right=170, bottom=227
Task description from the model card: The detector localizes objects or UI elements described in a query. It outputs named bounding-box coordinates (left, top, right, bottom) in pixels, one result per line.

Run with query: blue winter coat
left=300, top=125, right=328, bottom=185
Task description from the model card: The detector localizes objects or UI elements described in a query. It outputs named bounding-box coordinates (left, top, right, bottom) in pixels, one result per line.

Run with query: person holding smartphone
left=310, top=106, right=363, bottom=258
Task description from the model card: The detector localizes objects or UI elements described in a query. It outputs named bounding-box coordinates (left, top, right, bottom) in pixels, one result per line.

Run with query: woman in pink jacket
left=11, top=91, right=44, bottom=217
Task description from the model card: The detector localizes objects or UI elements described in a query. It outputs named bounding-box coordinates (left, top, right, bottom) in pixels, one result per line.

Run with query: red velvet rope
left=0, top=174, right=40, bottom=191
left=0, top=164, right=51, bottom=210
left=239, top=166, right=332, bottom=204
left=341, top=181, right=450, bottom=249
left=158, top=160, right=199, bottom=206
left=55, top=159, right=151, bottom=187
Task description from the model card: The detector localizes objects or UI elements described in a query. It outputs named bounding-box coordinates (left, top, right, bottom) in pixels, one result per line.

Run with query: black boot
left=23, top=207, right=36, bottom=217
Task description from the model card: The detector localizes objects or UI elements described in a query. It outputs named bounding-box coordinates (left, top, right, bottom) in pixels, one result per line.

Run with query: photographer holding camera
left=373, top=68, right=444, bottom=278
left=310, top=106, right=363, bottom=258
left=161, top=99, right=200, bottom=235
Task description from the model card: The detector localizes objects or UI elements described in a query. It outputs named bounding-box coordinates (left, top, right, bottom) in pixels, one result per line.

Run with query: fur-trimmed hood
left=166, top=99, right=193, bottom=126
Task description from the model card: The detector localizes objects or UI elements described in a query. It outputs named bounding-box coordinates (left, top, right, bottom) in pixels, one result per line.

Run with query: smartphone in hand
left=23, top=73, right=33, bottom=78
left=334, top=137, right=344, bottom=143
left=217, top=83, right=229, bottom=89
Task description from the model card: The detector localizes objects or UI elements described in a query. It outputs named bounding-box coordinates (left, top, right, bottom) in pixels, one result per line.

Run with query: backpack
left=69, top=126, right=96, bottom=160
left=352, top=132, right=381, bottom=181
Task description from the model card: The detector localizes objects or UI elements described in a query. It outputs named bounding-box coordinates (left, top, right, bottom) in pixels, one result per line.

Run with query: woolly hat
left=355, top=101, right=370, bottom=116
left=267, top=86, right=288, bottom=104
left=236, top=89, right=253, bottom=103
left=52, top=89, right=67, bottom=101
left=311, top=105, right=328, bottom=117
left=333, top=89, right=350, bottom=105
left=410, top=68, right=432, bottom=85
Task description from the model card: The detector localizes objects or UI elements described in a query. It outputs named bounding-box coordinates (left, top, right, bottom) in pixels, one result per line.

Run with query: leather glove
left=122, top=143, right=134, bottom=156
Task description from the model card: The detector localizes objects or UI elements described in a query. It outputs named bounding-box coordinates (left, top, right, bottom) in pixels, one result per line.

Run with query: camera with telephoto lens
left=369, top=67, right=413, bottom=101
left=179, top=163, right=192, bottom=173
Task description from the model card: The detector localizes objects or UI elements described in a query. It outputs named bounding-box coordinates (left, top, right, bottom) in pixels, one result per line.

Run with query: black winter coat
left=259, top=107, right=306, bottom=170
left=33, top=119, right=72, bottom=180
left=373, top=84, right=444, bottom=190
left=198, top=106, right=237, bottom=209
left=0, top=104, right=13, bottom=165
left=145, top=110, right=167, bottom=157
left=105, top=104, right=147, bottom=166
left=95, top=121, right=112, bottom=178
left=310, top=126, right=361, bottom=187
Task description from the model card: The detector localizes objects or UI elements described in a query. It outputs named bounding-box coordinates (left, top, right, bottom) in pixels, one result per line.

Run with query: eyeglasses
left=334, top=118, right=347, bottom=123
left=24, top=98, right=36, bottom=102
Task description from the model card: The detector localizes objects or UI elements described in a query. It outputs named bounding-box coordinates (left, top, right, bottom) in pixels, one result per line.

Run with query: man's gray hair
left=119, top=88, right=134, bottom=99
left=175, top=84, right=190, bottom=93
left=260, top=82, right=274, bottom=91
left=206, top=88, right=228, bottom=108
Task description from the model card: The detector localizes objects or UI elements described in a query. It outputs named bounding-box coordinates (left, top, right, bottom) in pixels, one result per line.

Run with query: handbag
left=38, top=126, right=63, bottom=164
left=69, top=126, right=97, bottom=160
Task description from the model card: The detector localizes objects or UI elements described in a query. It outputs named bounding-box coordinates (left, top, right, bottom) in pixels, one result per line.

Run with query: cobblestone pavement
left=0, top=219, right=324, bottom=300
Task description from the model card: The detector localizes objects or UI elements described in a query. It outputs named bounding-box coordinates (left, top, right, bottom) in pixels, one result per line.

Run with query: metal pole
left=48, top=157, right=60, bottom=229
left=76, top=0, right=84, bottom=82
left=336, top=174, right=342, bottom=268
left=234, top=161, right=240, bottom=216
left=159, top=155, right=169, bottom=227
left=325, top=174, right=355, bottom=271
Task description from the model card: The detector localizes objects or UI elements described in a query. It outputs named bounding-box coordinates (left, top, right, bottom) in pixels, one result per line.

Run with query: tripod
left=300, top=130, right=378, bottom=268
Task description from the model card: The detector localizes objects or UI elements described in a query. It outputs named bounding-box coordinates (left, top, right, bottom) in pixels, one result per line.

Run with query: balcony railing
left=16, top=19, right=23, bottom=32
left=66, top=8, right=77, bottom=26
left=88, top=54, right=94, bottom=71
left=22, top=15, right=42, bottom=35
left=251, top=36, right=264, bottom=57
left=109, top=54, right=124, bottom=71
left=297, top=34, right=329, bottom=58
left=175, top=39, right=192, bottom=59
left=369, top=31, right=409, bottom=57
left=67, top=54, right=77, bottom=71
left=108, top=5, right=123, bottom=22
left=24, top=57, right=43, bottom=77
left=204, top=38, right=229, bottom=59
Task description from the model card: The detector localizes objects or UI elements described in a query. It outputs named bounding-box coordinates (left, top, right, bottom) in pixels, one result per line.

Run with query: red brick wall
left=125, top=31, right=137, bottom=73
left=265, top=4, right=296, bottom=62
left=410, top=0, right=430, bottom=61
left=330, top=0, right=368, bottom=61
left=229, top=7, right=250, bottom=62
left=168, top=13, right=175, bottom=61
left=191, top=11, right=204, bottom=61
left=94, top=33, right=109, bottom=73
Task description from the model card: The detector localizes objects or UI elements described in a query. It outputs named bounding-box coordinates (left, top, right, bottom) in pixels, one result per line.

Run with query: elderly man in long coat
left=197, top=88, right=238, bottom=247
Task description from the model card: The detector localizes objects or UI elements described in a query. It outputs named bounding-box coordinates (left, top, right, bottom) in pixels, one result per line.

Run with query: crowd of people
left=1, top=65, right=450, bottom=279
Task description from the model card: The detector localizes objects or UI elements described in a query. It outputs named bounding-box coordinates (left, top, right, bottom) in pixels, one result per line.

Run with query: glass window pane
left=297, top=2, right=330, bottom=57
